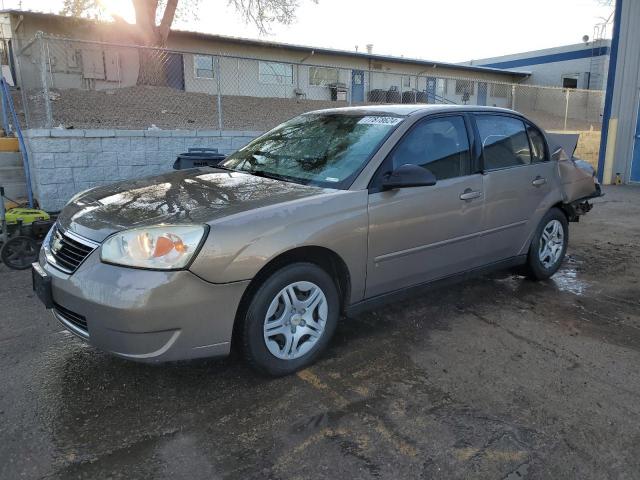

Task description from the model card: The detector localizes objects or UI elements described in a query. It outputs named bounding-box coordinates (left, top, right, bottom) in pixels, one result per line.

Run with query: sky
left=4, top=0, right=615, bottom=63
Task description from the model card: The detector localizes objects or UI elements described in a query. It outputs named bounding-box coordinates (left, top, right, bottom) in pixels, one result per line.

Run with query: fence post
left=511, top=85, right=516, bottom=110
left=37, top=32, right=53, bottom=128
left=564, top=89, right=570, bottom=131
left=216, top=56, right=223, bottom=130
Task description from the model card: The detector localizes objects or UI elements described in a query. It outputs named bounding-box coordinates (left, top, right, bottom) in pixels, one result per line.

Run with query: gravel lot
left=1, top=186, right=639, bottom=479
left=17, top=86, right=592, bottom=132
left=24, top=86, right=348, bottom=130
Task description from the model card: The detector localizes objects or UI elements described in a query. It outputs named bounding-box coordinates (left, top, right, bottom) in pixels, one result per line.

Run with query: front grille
left=54, top=303, right=88, bottom=335
left=49, top=226, right=97, bottom=273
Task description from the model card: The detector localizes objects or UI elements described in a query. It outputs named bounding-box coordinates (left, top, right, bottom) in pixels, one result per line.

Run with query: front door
left=366, top=115, right=485, bottom=298
left=426, top=77, right=437, bottom=103
left=631, top=98, right=640, bottom=182
left=477, top=82, right=488, bottom=106
left=351, top=70, right=365, bottom=103
left=164, top=53, right=185, bottom=90
left=475, top=114, right=557, bottom=262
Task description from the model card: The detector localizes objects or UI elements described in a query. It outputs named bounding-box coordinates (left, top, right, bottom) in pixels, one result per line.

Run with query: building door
left=426, top=77, right=436, bottom=103
left=351, top=70, right=364, bottom=103
left=477, top=82, right=488, bottom=106
left=164, top=53, right=185, bottom=90
left=631, top=98, right=640, bottom=182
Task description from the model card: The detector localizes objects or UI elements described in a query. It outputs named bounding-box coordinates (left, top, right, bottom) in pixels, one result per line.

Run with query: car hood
left=57, top=168, right=333, bottom=242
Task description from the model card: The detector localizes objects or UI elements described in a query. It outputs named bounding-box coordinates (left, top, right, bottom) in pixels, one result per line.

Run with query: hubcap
left=538, top=219, right=564, bottom=268
left=263, top=281, right=328, bottom=360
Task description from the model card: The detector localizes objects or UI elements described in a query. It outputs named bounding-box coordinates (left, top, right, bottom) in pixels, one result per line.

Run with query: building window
left=309, top=66, right=339, bottom=86
left=562, top=76, right=578, bottom=89
left=490, top=83, right=509, bottom=98
left=259, top=61, right=294, bottom=85
left=402, top=76, right=411, bottom=88
left=194, top=54, right=214, bottom=79
left=455, top=79, right=475, bottom=96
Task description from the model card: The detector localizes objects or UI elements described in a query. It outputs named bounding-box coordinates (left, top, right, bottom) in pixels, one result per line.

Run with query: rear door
left=366, top=114, right=485, bottom=298
left=475, top=114, right=557, bottom=262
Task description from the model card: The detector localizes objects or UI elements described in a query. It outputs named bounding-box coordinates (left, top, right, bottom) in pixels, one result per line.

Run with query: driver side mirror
left=382, top=164, right=437, bottom=190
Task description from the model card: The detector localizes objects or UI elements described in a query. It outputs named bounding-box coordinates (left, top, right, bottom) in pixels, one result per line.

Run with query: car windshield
left=221, top=113, right=404, bottom=189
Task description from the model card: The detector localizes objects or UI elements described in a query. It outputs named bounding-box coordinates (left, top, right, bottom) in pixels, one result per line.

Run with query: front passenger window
left=389, top=116, right=471, bottom=180
left=477, top=115, right=531, bottom=170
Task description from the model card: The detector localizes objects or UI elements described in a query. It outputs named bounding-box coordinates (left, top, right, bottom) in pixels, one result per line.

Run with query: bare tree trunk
left=131, top=0, right=179, bottom=86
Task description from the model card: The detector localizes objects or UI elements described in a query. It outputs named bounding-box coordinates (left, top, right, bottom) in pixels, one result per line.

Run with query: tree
left=60, top=0, right=315, bottom=87
left=61, top=0, right=315, bottom=46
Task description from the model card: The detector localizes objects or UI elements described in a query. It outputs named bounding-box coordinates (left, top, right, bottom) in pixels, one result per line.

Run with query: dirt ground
left=1, top=186, right=639, bottom=479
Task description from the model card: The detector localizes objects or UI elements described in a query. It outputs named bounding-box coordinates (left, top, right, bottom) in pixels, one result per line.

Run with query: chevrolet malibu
left=32, top=105, right=600, bottom=376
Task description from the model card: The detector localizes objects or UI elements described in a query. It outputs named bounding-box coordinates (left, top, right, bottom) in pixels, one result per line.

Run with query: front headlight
left=100, top=225, right=207, bottom=270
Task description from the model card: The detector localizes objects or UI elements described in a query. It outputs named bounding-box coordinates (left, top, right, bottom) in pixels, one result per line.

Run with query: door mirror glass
left=382, top=164, right=437, bottom=190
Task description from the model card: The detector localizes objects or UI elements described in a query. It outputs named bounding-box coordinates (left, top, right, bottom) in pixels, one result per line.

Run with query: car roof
left=305, top=104, right=521, bottom=117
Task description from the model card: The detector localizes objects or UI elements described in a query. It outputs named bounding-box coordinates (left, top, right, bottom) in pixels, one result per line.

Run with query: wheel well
left=231, top=246, right=351, bottom=349
left=552, top=202, right=575, bottom=222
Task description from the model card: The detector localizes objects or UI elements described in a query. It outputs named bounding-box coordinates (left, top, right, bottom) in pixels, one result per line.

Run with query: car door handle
left=459, top=189, right=482, bottom=201
left=532, top=176, right=547, bottom=187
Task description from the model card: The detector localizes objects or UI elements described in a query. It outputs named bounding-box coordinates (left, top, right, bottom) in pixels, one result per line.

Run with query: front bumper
left=39, top=249, right=250, bottom=363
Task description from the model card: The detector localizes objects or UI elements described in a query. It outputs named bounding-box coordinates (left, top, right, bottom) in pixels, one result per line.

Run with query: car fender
left=189, top=189, right=369, bottom=303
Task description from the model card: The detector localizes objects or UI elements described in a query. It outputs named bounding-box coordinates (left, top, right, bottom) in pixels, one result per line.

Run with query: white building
left=463, top=41, right=611, bottom=90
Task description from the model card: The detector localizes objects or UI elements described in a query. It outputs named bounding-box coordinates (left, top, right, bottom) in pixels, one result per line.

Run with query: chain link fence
left=14, top=33, right=604, bottom=139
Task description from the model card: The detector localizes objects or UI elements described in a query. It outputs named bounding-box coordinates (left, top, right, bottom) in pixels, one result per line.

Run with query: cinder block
left=196, top=130, right=221, bottom=137
left=51, top=129, right=83, bottom=137
left=115, top=130, right=145, bottom=137
left=86, top=151, right=118, bottom=168
left=102, top=137, right=131, bottom=152
left=55, top=152, right=87, bottom=168
left=84, top=129, right=115, bottom=138
left=129, top=137, right=148, bottom=152
left=117, top=151, right=146, bottom=166
left=117, top=165, right=139, bottom=180
left=57, top=182, right=79, bottom=201
left=144, top=129, right=172, bottom=137
left=242, top=131, right=264, bottom=138
left=146, top=150, right=177, bottom=165
left=69, top=138, right=102, bottom=153
left=29, top=138, right=70, bottom=153
left=231, top=137, right=250, bottom=149
left=172, top=130, right=197, bottom=137
left=31, top=152, right=55, bottom=169
left=158, top=137, right=186, bottom=152
left=24, top=129, right=51, bottom=137
left=38, top=167, right=72, bottom=185
left=73, top=166, right=105, bottom=184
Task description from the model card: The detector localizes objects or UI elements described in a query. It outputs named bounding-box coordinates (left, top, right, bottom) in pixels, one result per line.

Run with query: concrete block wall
left=24, top=129, right=263, bottom=211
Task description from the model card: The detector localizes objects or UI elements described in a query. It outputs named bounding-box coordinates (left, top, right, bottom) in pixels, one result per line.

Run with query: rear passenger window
left=476, top=115, right=531, bottom=170
left=527, top=125, right=548, bottom=163
left=390, top=116, right=471, bottom=180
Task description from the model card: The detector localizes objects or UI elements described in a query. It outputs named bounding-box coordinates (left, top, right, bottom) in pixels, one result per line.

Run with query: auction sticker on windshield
left=357, top=116, right=403, bottom=126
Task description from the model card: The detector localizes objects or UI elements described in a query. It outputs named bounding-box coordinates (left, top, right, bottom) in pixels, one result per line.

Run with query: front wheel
left=525, top=208, right=568, bottom=280
left=1, top=236, right=39, bottom=270
left=240, top=263, right=340, bottom=376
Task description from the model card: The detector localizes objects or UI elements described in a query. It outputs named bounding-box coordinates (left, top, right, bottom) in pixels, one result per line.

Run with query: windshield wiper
left=248, top=169, right=286, bottom=181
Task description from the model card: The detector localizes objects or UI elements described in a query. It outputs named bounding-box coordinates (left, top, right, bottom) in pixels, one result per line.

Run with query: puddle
left=549, top=267, right=588, bottom=296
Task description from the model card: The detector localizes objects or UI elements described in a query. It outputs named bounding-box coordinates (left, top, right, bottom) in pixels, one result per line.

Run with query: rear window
left=476, top=115, right=531, bottom=170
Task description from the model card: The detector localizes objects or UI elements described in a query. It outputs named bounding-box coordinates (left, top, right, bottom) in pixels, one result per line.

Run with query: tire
left=525, top=208, right=568, bottom=281
left=1, top=236, right=39, bottom=270
left=240, top=262, right=340, bottom=376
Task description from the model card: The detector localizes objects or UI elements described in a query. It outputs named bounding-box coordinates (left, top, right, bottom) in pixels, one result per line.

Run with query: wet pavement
left=2, top=186, right=640, bottom=479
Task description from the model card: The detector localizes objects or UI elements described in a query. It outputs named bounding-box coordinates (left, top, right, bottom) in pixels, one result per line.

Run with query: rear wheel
left=240, top=263, right=339, bottom=376
left=525, top=208, right=568, bottom=280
